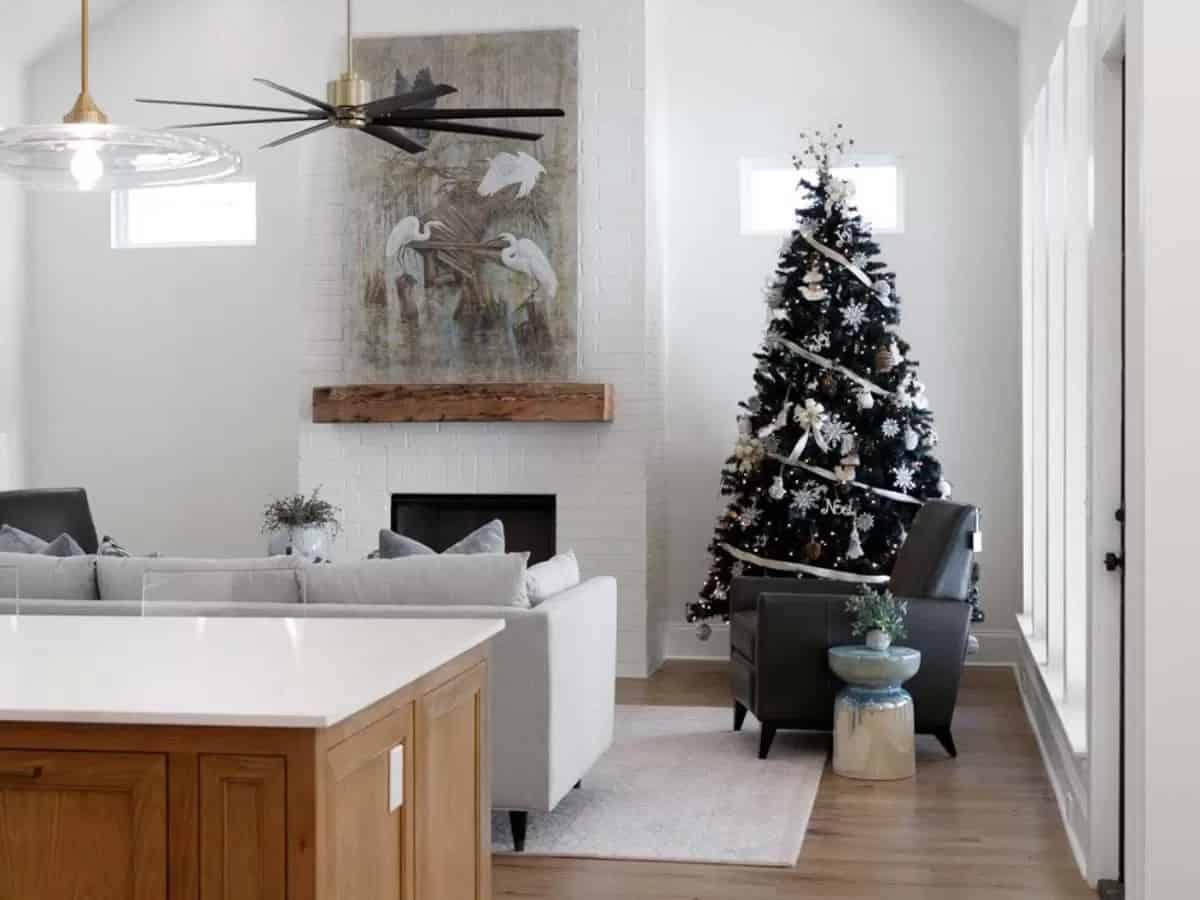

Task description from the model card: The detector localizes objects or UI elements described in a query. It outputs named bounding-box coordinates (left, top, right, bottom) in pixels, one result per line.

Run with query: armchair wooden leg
left=733, top=701, right=748, bottom=732
left=935, top=729, right=958, bottom=758
left=509, top=811, right=529, bottom=852
left=759, top=723, right=777, bottom=760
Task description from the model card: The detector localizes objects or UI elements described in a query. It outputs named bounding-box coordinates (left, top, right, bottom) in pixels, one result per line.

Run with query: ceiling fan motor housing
left=328, top=73, right=371, bottom=125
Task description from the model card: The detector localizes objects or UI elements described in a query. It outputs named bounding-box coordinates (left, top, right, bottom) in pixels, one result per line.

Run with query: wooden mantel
left=312, top=383, right=615, bottom=424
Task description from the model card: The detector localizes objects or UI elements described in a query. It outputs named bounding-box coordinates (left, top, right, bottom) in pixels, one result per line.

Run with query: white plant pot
left=268, top=526, right=333, bottom=561
left=865, top=629, right=892, bottom=652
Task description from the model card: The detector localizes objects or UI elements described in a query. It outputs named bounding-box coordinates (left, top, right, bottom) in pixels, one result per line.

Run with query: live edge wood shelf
left=312, top=383, right=615, bottom=424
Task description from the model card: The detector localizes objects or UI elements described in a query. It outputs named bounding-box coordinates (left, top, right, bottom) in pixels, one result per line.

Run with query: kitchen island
left=0, top=615, right=504, bottom=900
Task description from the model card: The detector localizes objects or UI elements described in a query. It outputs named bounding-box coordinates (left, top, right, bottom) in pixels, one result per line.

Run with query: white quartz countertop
left=0, top=616, right=504, bottom=728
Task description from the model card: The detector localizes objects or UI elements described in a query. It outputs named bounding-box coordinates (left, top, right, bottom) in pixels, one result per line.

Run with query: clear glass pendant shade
left=0, top=123, right=241, bottom=192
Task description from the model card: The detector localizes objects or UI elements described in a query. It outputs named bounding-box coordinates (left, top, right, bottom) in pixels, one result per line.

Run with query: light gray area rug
left=492, top=704, right=827, bottom=866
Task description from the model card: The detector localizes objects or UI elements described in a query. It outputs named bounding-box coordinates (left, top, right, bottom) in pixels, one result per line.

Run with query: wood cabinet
left=0, top=645, right=491, bottom=900
left=0, top=750, right=167, bottom=900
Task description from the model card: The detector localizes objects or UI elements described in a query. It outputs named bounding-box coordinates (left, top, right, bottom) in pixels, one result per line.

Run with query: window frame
left=110, top=180, right=258, bottom=251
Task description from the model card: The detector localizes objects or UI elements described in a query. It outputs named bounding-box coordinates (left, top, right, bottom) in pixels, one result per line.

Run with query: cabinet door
left=415, top=663, right=489, bottom=900
left=199, top=755, right=286, bottom=900
left=322, top=702, right=415, bottom=900
left=0, top=750, right=167, bottom=900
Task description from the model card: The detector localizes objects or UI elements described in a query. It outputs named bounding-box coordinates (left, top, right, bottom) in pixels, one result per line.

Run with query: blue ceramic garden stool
left=828, top=645, right=922, bottom=781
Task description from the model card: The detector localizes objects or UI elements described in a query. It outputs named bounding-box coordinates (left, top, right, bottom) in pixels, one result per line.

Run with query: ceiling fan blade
left=137, top=98, right=324, bottom=117
left=375, top=107, right=565, bottom=122
left=173, top=116, right=324, bottom=129
left=260, top=120, right=334, bottom=149
left=361, top=84, right=458, bottom=118
left=253, top=78, right=334, bottom=113
left=361, top=125, right=427, bottom=155
left=391, top=120, right=543, bottom=141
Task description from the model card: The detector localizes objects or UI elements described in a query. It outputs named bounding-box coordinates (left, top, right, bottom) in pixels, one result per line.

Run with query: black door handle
left=1104, top=552, right=1124, bottom=572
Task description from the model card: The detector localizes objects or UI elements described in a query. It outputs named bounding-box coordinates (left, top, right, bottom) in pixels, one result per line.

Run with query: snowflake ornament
left=841, top=300, right=868, bottom=330
left=739, top=505, right=762, bottom=528
left=804, top=330, right=831, bottom=352
left=791, top=482, right=826, bottom=514
left=881, top=418, right=900, bottom=438
left=731, top=561, right=746, bottom=578
left=893, top=464, right=916, bottom=491
left=822, top=416, right=852, bottom=448
left=856, top=512, right=876, bottom=533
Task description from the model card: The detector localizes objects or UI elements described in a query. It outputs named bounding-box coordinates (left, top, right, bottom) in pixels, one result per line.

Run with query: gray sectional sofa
left=0, top=551, right=618, bottom=847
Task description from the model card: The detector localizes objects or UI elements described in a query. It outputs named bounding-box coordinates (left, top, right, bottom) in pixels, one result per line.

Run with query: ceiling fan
left=135, top=0, right=565, bottom=154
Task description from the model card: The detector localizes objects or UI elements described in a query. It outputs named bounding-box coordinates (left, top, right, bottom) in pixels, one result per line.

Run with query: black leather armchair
left=0, top=488, right=100, bottom=554
left=729, top=500, right=977, bottom=759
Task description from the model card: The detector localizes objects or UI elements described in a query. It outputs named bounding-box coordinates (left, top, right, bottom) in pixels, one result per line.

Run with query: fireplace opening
left=390, top=494, right=557, bottom=564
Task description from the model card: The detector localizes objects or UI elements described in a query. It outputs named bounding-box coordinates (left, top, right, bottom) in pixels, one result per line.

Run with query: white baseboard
left=1014, top=633, right=1091, bottom=885
left=665, top=622, right=730, bottom=660
left=617, top=660, right=652, bottom=678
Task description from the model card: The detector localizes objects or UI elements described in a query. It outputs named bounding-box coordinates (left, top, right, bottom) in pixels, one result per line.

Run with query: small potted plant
left=844, top=586, right=908, bottom=651
left=262, top=488, right=341, bottom=561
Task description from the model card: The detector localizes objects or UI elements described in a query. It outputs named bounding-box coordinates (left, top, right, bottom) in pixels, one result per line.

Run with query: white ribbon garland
left=722, top=543, right=892, bottom=584
left=768, top=453, right=925, bottom=506
left=799, top=231, right=873, bottom=288
left=770, top=336, right=896, bottom=400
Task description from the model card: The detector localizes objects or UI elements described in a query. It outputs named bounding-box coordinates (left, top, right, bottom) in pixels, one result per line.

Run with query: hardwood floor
left=493, top=662, right=1094, bottom=899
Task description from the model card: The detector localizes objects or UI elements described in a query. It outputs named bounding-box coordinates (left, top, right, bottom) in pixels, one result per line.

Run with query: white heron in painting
left=478, top=152, right=546, bottom=199
left=385, top=216, right=446, bottom=321
left=497, top=232, right=558, bottom=302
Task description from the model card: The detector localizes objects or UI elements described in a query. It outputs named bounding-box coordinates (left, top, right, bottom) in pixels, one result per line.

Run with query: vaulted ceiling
left=0, top=0, right=129, bottom=68
left=959, top=0, right=1027, bottom=29
left=3, top=0, right=1024, bottom=72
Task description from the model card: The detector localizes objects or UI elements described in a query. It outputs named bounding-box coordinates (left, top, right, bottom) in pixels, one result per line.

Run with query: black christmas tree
left=692, top=127, right=961, bottom=625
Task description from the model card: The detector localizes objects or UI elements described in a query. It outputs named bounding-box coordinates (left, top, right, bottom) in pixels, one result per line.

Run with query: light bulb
left=69, top=141, right=104, bottom=191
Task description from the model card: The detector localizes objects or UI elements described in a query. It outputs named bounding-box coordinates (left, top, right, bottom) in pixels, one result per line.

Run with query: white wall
left=1126, top=2, right=1200, bottom=895
left=25, top=0, right=305, bottom=554
left=0, top=64, right=26, bottom=491
left=654, top=0, right=1022, bottom=658
left=25, top=0, right=655, bottom=672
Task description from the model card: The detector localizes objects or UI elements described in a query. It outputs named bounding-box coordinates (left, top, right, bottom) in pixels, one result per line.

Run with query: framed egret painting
left=345, top=29, right=579, bottom=381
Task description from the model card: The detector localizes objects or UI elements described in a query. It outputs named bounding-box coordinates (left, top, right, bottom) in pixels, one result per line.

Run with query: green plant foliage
left=261, top=487, right=342, bottom=537
left=844, top=586, right=908, bottom=639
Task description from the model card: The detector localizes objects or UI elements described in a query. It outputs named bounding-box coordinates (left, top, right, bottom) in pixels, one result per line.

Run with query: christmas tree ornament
left=768, top=475, right=788, bottom=501
left=800, top=267, right=829, bottom=302
left=790, top=398, right=830, bottom=458
left=939, top=479, right=953, bottom=499
left=904, top=427, right=920, bottom=451
left=733, top=435, right=766, bottom=472
left=846, top=526, right=864, bottom=560
left=820, top=372, right=838, bottom=397
left=857, top=388, right=875, bottom=410
left=874, top=341, right=897, bottom=372
left=805, top=538, right=823, bottom=561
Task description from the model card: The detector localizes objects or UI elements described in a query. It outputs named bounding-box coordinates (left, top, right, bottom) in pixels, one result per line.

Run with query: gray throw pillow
left=41, top=533, right=86, bottom=557
left=378, top=519, right=506, bottom=559
left=0, top=524, right=49, bottom=554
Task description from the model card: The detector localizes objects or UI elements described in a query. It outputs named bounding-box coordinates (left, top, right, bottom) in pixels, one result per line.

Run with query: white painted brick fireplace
left=297, top=1, right=660, bottom=677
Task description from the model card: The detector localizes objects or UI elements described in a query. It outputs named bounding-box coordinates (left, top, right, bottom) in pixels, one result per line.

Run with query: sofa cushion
left=41, top=533, right=87, bottom=558
left=378, top=518, right=505, bottom=558
left=0, top=551, right=98, bottom=601
left=731, top=610, right=757, bottom=662
left=0, top=524, right=50, bottom=554
left=525, top=550, right=581, bottom=607
left=97, top=556, right=304, bottom=605
left=305, top=553, right=530, bottom=609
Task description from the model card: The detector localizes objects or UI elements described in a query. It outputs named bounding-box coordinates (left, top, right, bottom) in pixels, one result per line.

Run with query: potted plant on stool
left=845, top=587, right=908, bottom=651
left=262, top=488, right=341, bottom=561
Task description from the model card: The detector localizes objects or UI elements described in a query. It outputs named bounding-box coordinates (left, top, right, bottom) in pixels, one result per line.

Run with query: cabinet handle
left=0, top=766, right=43, bottom=780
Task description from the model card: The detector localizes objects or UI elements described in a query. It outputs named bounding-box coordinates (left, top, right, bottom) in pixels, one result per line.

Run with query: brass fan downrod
left=327, top=0, right=370, bottom=118
left=62, top=0, right=108, bottom=124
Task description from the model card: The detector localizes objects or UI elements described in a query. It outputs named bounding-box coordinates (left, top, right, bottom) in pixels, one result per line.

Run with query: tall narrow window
left=111, top=181, right=257, bottom=249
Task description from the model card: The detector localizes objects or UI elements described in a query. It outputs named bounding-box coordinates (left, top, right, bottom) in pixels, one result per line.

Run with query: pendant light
left=0, top=0, right=241, bottom=191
